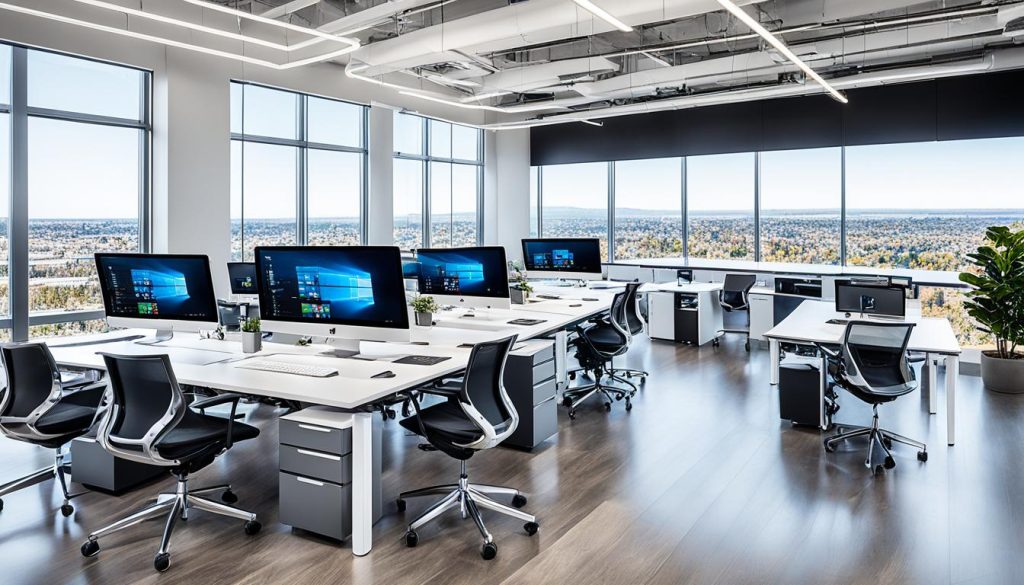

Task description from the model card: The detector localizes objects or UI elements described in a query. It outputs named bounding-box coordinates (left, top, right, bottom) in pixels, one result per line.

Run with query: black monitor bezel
left=414, top=246, right=510, bottom=299
left=226, top=262, right=258, bottom=295
left=94, top=253, right=220, bottom=323
left=520, top=238, right=603, bottom=274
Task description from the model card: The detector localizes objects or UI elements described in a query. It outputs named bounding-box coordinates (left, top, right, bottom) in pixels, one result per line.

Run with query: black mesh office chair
left=713, top=273, right=757, bottom=351
left=396, top=336, right=538, bottom=560
left=608, top=282, right=649, bottom=382
left=0, top=343, right=105, bottom=517
left=563, top=289, right=637, bottom=419
left=80, top=354, right=261, bottom=572
left=818, top=322, right=927, bottom=475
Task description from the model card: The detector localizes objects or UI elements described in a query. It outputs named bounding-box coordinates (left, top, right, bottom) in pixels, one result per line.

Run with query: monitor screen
left=227, top=262, right=258, bottom=295
left=95, top=254, right=219, bottom=322
left=521, top=238, right=602, bottom=274
left=254, top=246, right=409, bottom=330
left=415, top=247, right=509, bottom=299
left=835, top=282, right=906, bottom=318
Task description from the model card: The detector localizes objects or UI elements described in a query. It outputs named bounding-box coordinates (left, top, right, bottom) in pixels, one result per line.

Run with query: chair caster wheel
left=511, top=494, right=527, bottom=508
left=745, top=340, right=751, bottom=352
left=917, top=451, right=928, bottom=462
left=154, top=552, right=170, bottom=572
left=81, top=539, right=100, bottom=558
left=396, top=498, right=407, bottom=512
left=882, top=437, right=893, bottom=449
left=524, top=522, right=539, bottom=536
left=568, top=372, right=576, bottom=380
left=0, top=497, right=5, bottom=512
left=603, top=402, right=612, bottom=411
left=222, top=489, right=238, bottom=504
left=562, top=396, right=573, bottom=408
left=405, top=530, right=418, bottom=547
left=568, top=410, right=576, bottom=420
left=884, top=456, right=896, bottom=469
left=387, top=409, right=396, bottom=420
left=60, top=504, right=74, bottom=517
left=871, top=464, right=884, bottom=476
left=712, top=338, right=720, bottom=347
left=824, top=441, right=836, bottom=453
left=625, top=400, right=632, bottom=411
left=481, top=541, right=497, bottom=560
left=244, top=520, right=262, bottom=535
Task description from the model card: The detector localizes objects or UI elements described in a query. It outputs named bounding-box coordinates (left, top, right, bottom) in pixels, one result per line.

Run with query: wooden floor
left=1, top=336, right=1022, bottom=585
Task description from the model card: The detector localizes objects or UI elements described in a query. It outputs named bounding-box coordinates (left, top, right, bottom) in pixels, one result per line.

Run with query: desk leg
left=926, top=355, right=938, bottom=415
left=769, top=339, right=780, bottom=385
left=945, top=355, right=958, bottom=446
left=351, top=412, right=373, bottom=556
left=553, top=330, right=568, bottom=391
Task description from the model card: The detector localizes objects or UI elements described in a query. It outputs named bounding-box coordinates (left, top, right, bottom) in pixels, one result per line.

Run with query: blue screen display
left=255, top=246, right=409, bottom=329
left=415, top=247, right=509, bottom=299
left=96, top=254, right=218, bottom=321
left=521, top=239, right=602, bottom=274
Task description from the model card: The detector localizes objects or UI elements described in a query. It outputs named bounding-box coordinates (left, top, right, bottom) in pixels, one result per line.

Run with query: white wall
left=488, top=129, right=532, bottom=263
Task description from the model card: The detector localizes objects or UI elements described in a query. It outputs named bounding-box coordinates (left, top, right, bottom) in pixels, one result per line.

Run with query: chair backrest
left=622, top=281, right=645, bottom=335
left=721, top=273, right=757, bottom=308
left=0, top=343, right=61, bottom=419
left=607, top=289, right=631, bottom=341
left=457, top=335, right=519, bottom=450
left=96, top=353, right=186, bottom=466
left=841, top=321, right=917, bottom=391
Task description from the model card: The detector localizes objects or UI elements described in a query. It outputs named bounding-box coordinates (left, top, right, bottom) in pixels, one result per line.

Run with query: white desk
left=764, top=300, right=961, bottom=445
left=45, top=294, right=611, bottom=557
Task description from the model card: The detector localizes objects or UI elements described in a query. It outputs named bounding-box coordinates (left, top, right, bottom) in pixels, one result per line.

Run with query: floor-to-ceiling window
left=539, top=162, right=609, bottom=260
left=614, top=158, right=682, bottom=260
left=230, top=82, right=366, bottom=261
left=393, top=112, right=482, bottom=249
left=0, top=43, right=150, bottom=340
left=686, top=153, right=756, bottom=260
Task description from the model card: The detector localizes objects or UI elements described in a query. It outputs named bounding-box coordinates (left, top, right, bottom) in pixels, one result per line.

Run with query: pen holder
left=241, top=331, right=262, bottom=354
left=415, top=311, right=433, bottom=327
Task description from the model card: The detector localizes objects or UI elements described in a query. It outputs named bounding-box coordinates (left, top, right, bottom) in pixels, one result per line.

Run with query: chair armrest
left=419, top=383, right=461, bottom=398
left=191, top=393, right=244, bottom=450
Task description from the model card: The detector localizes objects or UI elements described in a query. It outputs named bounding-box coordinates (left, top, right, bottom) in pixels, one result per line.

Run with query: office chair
left=713, top=273, right=757, bottom=351
left=563, top=290, right=637, bottom=419
left=818, top=322, right=928, bottom=475
left=607, top=281, right=649, bottom=382
left=0, top=343, right=106, bottom=517
left=396, top=336, right=538, bottom=560
left=80, top=353, right=261, bottom=573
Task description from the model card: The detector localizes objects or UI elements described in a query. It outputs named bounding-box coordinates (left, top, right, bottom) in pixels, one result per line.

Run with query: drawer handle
left=296, top=476, right=325, bottom=487
left=296, top=448, right=341, bottom=461
left=297, top=423, right=332, bottom=433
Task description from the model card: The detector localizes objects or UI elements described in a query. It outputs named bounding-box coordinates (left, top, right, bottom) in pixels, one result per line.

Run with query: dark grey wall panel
left=841, top=81, right=937, bottom=146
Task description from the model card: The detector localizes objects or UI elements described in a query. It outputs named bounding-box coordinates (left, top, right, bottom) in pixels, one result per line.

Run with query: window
left=845, top=138, right=1024, bottom=271
left=231, top=82, right=366, bottom=260
left=0, top=43, right=150, bottom=340
left=540, top=162, right=609, bottom=260
left=687, top=153, right=755, bottom=260
left=759, top=148, right=841, bottom=265
left=614, top=158, right=682, bottom=260
left=393, top=112, right=482, bottom=248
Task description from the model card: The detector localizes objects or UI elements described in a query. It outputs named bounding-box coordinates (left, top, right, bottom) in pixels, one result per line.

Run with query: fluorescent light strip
left=181, top=0, right=357, bottom=45
left=580, top=119, right=603, bottom=127
left=460, top=91, right=512, bottom=103
left=641, top=51, right=672, bottom=68
left=573, top=0, right=633, bottom=33
left=398, top=90, right=567, bottom=113
left=0, top=2, right=358, bottom=69
left=715, top=0, right=847, bottom=103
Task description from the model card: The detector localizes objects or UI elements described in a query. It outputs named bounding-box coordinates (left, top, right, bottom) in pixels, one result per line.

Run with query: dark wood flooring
left=1, top=336, right=1022, bottom=585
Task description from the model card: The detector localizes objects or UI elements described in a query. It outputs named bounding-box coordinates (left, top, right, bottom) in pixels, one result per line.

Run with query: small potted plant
left=240, top=317, right=262, bottom=354
left=960, top=225, right=1024, bottom=393
left=411, top=295, right=439, bottom=327
left=508, top=260, right=533, bottom=305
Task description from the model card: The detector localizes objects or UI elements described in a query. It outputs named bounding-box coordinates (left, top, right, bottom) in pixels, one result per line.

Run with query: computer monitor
left=254, top=246, right=410, bottom=349
left=95, top=253, right=220, bottom=342
left=521, top=238, right=603, bottom=281
left=834, top=281, right=906, bottom=318
left=227, top=262, right=258, bottom=296
left=415, top=247, right=511, bottom=310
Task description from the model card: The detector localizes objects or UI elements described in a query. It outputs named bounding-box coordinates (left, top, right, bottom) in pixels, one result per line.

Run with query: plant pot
left=980, top=351, right=1024, bottom=393
left=510, top=288, right=529, bottom=305
left=241, top=331, right=262, bottom=354
left=415, top=312, right=433, bottom=327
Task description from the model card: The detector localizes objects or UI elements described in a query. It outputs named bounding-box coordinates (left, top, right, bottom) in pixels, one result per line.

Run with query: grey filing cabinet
left=278, top=407, right=382, bottom=542
left=502, top=340, right=558, bottom=450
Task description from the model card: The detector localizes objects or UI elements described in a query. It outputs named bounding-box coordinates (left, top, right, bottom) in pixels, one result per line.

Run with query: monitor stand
left=319, top=338, right=362, bottom=359
left=136, top=330, right=174, bottom=345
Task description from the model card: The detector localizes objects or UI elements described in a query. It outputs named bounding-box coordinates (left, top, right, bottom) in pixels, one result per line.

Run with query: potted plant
left=240, top=317, right=262, bottom=354
left=959, top=225, right=1024, bottom=393
left=411, top=295, right=439, bottom=327
left=508, top=260, right=533, bottom=305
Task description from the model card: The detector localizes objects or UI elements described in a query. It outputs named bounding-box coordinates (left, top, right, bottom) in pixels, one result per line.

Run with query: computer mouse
left=582, top=297, right=600, bottom=301
left=570, top=303, right=582, bottom=307
left=372, top=370, right=396, bottom=379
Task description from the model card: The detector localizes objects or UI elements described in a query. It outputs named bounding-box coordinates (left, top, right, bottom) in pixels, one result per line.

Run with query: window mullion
left=10, top=46, right=29, bottom=341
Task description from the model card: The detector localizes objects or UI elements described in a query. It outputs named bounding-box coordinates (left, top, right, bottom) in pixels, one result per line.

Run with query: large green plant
left=959, top=225, right=1024, bottom=359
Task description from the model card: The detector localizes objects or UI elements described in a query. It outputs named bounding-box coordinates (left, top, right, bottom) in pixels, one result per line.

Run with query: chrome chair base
left=825, top=406, right=928, bottom=473
left=81, top=474, right=259, bottom=572
left=563, top=368, right=636, bottom=420
left=0, top=448, right=83, bottom=516
left=398, top=461, right=537, bottom=560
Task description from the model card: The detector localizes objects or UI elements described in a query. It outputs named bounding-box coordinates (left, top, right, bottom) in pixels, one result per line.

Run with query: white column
left=491, top=129, right=531, bottom=262
left=366, top=105, right=395, bottom=246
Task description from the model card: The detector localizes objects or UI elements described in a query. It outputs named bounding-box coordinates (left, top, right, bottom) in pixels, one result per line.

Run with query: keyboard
left=237, top=360, right=338, bottom=378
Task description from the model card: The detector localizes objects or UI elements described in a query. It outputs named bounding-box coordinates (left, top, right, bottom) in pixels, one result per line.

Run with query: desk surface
left=764, top=300, right=961, bottom=355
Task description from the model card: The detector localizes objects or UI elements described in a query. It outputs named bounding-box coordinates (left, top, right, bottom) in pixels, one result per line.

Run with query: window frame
left=2, top=42, right=152, bottom=341
left=230, top=80, right=369, bottom=260
left=393, top=112, right=484, bottom=249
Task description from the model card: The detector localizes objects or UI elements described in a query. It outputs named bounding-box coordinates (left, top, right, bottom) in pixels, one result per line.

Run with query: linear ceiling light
left=0, top=1, right=359, bottom=69
left=573, top=0, right=633, bottom=33
left=641, top=51, right=672, bottom=67
left=714, top=0, right=847, bottom=103
left=398, top=90, right=568, bottom=113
